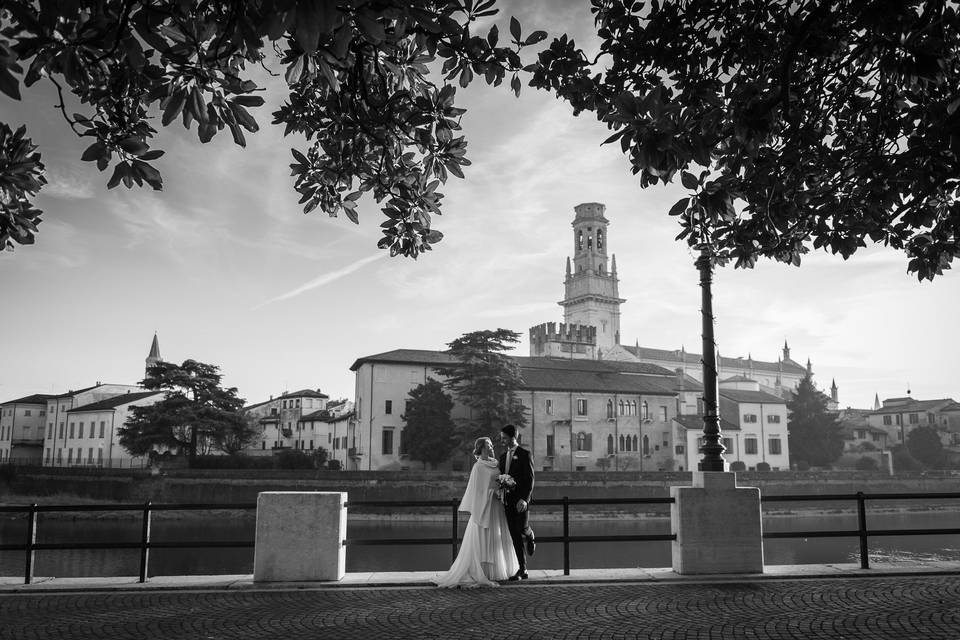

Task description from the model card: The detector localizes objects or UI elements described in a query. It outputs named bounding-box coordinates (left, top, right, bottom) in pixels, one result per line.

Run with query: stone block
left=253, top=491, right=347, bottom=583
left=671, top=472, right=763, bottom=574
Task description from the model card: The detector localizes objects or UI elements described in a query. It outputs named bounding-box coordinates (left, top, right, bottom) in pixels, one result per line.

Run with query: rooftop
left=68, top=391, right=164, bottom=413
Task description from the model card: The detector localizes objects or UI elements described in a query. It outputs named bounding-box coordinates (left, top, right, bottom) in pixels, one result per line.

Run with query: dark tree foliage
left=436, top=328, right=527, bottom=450
left=119, top=359, right=252, bottom=464
left=786, top=374, right=844, bottom=467
left=401, top=377, right=456, bottom=469
left=906, top=425, right=946, bottom=468
left=0, top=1, right=544, bottom=256
left=530, top=0, right=960, bottom=280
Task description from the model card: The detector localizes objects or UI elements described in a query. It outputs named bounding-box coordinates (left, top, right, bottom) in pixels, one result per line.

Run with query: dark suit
left=499, top=445, right=535, bottom=571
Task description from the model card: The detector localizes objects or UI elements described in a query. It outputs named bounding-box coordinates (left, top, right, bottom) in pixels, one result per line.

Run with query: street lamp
left=696, top=246, right=726, bottom=471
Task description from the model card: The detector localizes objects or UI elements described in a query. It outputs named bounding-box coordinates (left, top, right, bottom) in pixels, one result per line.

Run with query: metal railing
left=1, top=491, right=958, bottom=584
left=0, top=502, right=257, bottom=585
left=761, top=491, right=960, bottom=569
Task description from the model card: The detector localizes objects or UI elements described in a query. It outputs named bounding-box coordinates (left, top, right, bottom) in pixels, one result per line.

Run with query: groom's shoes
left=508, top=570, right=528, bottom=581
left=525, top=534, right=536, bottom=557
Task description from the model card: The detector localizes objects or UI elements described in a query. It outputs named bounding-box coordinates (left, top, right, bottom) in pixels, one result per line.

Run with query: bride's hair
left=473, top=437, right=491, bottom=458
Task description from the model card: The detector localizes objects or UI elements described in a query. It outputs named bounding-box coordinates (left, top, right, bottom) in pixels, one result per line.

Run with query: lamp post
left=696, top=247, right=726, bottom=471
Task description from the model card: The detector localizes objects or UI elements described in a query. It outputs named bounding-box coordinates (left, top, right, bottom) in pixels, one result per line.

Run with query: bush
left=892, top=445, right=923, bottom=471
left=327, top=459, right=342, bottom=470
left=192, top=454, right=274, bottom=469
left=729, top=461, right=746, bottom=471
left=794, top=460, right=810, bottom=471
left=756, top=462, right=771, bottom=471
left=855, top=456, right=879, bottom=471
left=276, top=450, right=315, bottom=469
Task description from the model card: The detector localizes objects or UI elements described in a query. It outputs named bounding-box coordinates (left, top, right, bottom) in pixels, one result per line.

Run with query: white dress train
left=435, top=458, right=519, bottom=587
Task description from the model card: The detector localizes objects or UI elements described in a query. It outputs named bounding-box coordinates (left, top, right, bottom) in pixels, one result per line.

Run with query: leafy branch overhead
left=0, top=0, right=545, bottom=257
left=529, top=0, right=960, bottom=280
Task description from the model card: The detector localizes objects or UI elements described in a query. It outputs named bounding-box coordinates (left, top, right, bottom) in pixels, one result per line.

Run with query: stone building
left=244, top=389, right=332, bottom=454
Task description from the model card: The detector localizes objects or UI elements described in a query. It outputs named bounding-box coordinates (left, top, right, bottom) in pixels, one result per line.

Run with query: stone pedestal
left=253, top=491, right=347, bottom=582
left=671, top=472, right=763, bottom=574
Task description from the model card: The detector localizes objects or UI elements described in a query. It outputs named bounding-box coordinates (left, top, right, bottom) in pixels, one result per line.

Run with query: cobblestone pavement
left=1, top=576, right=958, bottom=640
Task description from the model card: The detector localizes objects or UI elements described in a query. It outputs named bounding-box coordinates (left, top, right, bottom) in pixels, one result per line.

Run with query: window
left=642, top=435, right=650, bottom=455
left=769, top=438, right=782, bottom=455
left=909, top=413, right=918, bottom=424
left=87, top=447, right=93, bottom=463
left=399, top=429, right=408, bottom=456
left=382, top=429, right=394, bottom=455
left=97, top=449, right=103, bottom=464
left=895, top=414, right=901, bottom=425
left=659, top=406, right=668, bottom=422
left=385, top=400, right=393, bottom=415
left=619, top=400, right=625, bottom=416
left=675, top=445, right=685, bottom=454
left=295, top=399, right=300, bottom=407
left=722, top=437, right=733, bottom=452
left=545, top=399, right=553, bottom=415
left=67, top=448, right=73, bottom=464
left=45, top=448, right=51, bottom=461
left=619, top=434, right=626, bottom=451
left=546, top=435, right=555, bottom=456
left=743, top=414, right=758, bottom=423
left=575, top=432, right=592, bottom=451
left=872, top=432, right=881, bottom=442
left=767, top=414, right=781, bottom=423
left=607, top=434, right=614, bottom=455
left=606, top=400, right=614, bottom=419
left=46, top=425, right=52, bottom=439
left=576, top=398, right=588, bottom=416
left=597, top=228, right=604, bottom=249
left=24, top=409, right=31, bottom=417
left=282, top=400, right=287, bottom=409
left=59, top=423, right=64, bottom=439
left=856, top=429, right=866, bottom=439
left=882, top=415, right=892, bottom=425
left=89, top=422, right=95, bottom=438
left=744, top=438, right=758, bottom=455
left=641, top=401, right=648, bottom=420
left=69, top=423, right=75, bottom=438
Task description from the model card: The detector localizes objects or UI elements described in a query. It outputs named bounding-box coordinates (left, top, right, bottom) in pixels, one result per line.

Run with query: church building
left=347, top=203, right=807, bottom=472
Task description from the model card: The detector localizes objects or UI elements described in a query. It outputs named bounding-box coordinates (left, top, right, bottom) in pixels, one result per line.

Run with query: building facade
left=865, top=396, right=957, bottom=446
left=244, top=389, right=332, bottom=454
left=46, top=390, right=164, bottom=468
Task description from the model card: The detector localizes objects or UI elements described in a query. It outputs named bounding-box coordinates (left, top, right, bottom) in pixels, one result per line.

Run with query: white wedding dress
left=435, top=458, right=519, bottom=587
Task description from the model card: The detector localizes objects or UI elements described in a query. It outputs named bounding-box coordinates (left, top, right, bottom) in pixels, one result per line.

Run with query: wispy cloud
left=255, top=252, right=385, bottom=308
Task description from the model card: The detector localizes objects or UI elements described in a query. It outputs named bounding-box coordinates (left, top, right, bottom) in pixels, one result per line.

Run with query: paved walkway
left=2, top=565, right=960, bottom=639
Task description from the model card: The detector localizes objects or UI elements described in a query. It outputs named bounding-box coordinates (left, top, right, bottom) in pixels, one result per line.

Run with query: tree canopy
left=530, top=0, right=960, bottom=280
left=437, top=328, right=527, bottom=448
left=119, top=359, right=253, bottom=463
left=905, top=425, right=946, bottom=468
left=786, top=374, right=844, bottom=467
left=401, top=377, right=457, bottom=469
left=0, top=0, right=543, bottom=255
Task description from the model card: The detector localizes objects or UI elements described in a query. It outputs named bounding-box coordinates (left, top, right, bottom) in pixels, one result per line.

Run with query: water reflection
left=1, top=511, right=957, bottom=578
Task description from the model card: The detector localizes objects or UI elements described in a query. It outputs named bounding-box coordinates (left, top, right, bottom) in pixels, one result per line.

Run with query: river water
left=1, top=511, right=958, bottom=578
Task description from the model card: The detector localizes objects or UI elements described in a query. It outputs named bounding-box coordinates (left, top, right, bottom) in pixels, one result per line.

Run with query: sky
left=2, top=2, right=958, bottom=411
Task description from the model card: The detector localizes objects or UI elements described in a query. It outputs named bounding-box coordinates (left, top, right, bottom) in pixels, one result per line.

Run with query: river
left=1, top=511, right=958, bottom=578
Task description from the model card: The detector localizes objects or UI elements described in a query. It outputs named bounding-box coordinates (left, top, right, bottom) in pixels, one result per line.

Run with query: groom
left=498, top=423, right=535, bottom=580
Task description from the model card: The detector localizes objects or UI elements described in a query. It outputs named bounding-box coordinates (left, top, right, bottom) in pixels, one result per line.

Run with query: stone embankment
left=3, top=468, right=959, bottom=519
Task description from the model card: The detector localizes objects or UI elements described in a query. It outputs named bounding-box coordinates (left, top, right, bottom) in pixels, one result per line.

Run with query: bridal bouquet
left=496, top=474, right=516, bottom=502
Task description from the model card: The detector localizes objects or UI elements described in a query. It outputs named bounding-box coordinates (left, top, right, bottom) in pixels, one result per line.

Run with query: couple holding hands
left=435, top=424, right=536, bottom=588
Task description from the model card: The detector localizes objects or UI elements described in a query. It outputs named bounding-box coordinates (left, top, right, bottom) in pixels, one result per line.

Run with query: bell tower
left=560, top=203, right=625, bottom=354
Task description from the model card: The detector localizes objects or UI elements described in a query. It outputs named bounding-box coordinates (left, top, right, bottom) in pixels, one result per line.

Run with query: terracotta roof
left=623, top=345, right=807, bottom=374
left=870, top=398, right=956, bottom=415
left=518, top=367, right=676, bottom=396
left=1, top=393, right=58, bottom=405
left=301, top=409, right=355, bottom=423
left=718, top=389, right=787, bottom=404
left=674, top=414, right=741, bottom=432
left=68, top=391, right=164, bottom=413
left=280, top=389, right=329, bottom=399
left=350, top=349, right=677, bottom=377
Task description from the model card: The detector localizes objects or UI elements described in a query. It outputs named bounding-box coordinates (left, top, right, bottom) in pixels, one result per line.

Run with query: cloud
left=255, top=252, right=386, bottom=308
left=41, top=169, right=96, bottom=200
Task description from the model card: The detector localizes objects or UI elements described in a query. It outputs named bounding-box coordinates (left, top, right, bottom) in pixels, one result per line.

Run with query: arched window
left=630, top=401, right=637, bottom=416
left=606, top=399, right=614, bottom=419
left=597, top=229, right=604, bottom=249
left=642, top=435, right=650, bottom=455
left=619, top=434, right=625, bottom=451
left=576, top=432, right=586, bottom=451
left=577, top=230, right=583, bottom=250
left=607, top=434, right=614, bottom=455
left=619, top=400, right=625, bottom=415
left=587, top=233, right=593, bottom=249
left=642, top=401, right=649, bottom=420
left=632, top=435, right=639, bottom=451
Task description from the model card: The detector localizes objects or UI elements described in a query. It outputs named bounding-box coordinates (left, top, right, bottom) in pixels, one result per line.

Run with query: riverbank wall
left=3, top=468, right=960, bottom=514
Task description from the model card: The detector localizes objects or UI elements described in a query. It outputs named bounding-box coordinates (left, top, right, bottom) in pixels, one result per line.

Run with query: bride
left=435, top=437, right=519, bottom=587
